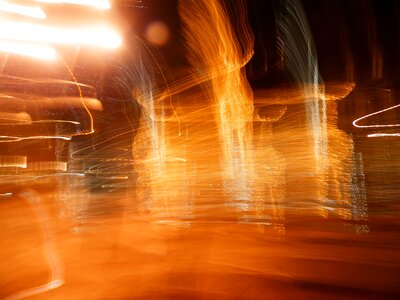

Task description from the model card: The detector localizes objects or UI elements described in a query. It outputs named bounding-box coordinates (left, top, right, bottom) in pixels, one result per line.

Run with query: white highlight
left=0, top=135, right=72, bottom=142
left=0, top=20, right=121, bottom=49
left=0, top=0, right=46, bottom=19
left=368, top=133, right=400, bottom=138
left=353, top=103, right=400, bottom=128
left=35, top=0, right=111, bottom=10
left=0, top=40, right=56, bottom=60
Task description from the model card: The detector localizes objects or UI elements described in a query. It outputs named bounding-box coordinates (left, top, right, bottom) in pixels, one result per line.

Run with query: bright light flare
left=0, top=0, right=46, bottom=19
left=35, top=0, right=111, bottom=10
left=0, top=20, right=121, bottom=49
left=0, top=40, right=56, bottom=59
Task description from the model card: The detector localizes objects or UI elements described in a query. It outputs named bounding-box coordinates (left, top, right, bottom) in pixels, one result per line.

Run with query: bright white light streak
left=0, top=40, right=56, bottom=59
left=368, top=133, right=400, bottom=138
left=0, top=135, right=72, bottom=141
left=353, top=103, right=400, bottom=128
left=35, top=0, right=110, bottom=10
left=0, top=0, right=46, bottom=19
left=0, top=192, right=13, bottom=197
left=0, top=20, right=121, bottom=49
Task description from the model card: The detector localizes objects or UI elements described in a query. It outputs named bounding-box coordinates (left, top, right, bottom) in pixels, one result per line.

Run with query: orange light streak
left=179, top=0, right=255, bottom=202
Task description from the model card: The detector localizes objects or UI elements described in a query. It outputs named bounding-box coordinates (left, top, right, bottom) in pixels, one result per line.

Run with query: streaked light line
left=35, top=0, right=111, bottom=10
left=353, top=103, right=400, bottom=128
left=0, top=135, right=72, bottom=141
left=0, top=20, right=121, bottom=49
left=0, top=40, right=56, bottom=59
left=5, top=190, right=64, bottom=300
left=368, top=133, right=400, bottom=138
left=0, top=0, right=46, bottom=19
left=0, top=192, right=12, bottom=197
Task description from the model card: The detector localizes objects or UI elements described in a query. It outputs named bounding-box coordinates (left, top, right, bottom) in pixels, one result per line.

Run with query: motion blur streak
left=5, top=190, right=63, bottom=300
left=0, top=21, right=121, bottom=49
left=277, top=0, right=328, bottom=167
left=128, top=37, right=174, bottom=219
left=353, top=103, right=400, bottom=128
left=0, top=0, right=46, bottom=19
left=368, top=133, right=400, bottom=137
left=0, top=40, right=56, bottom=60
left=0, top=155, right=26, bottom=168
left=179, top=0, right=256, bottom=214
left=0, top=135, right=72, bottom=141
left=2, top=0, right=400, bottom=298
left=36, top=0, right=111, bottom=10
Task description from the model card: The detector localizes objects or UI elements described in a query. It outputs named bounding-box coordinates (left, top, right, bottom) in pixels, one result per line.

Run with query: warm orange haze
left=1, top=0, right=400, bottom=299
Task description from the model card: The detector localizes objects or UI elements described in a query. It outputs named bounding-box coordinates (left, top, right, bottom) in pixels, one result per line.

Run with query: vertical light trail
left=179, top=0, right=255, bottom=207
left=277, top=0, right=328, bottom=168
left=6, top=190, right=64, bottom=300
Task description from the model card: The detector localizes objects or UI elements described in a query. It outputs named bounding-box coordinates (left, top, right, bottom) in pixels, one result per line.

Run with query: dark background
left=114, top=0, right=400, bottom=88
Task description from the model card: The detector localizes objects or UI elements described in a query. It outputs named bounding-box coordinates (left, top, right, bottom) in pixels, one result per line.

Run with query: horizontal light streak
left=0, top=20, right=121, bottom=49
left=0, top=135, right=72, bottom=141
left=35, top=0, right=111, bottom=10
left=0, top=40, right=56, bottom=59
left=0, top=0, right=46, bottom=19
left=353, top=103, right=400, bottom=128
left=368, top=133, right=400, bottom=138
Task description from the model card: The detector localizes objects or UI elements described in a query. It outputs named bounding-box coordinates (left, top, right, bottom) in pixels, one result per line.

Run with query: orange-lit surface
left=1, top=0, right=400, bottom=299
left=2, top=84, right=400, bottom=299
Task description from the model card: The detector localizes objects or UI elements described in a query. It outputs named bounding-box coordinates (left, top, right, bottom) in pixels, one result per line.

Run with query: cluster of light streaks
left=0, top=0, right=382, bottom=298
left=0, top=76, right=101, bottom=143
left=277, top=0, right=328, bottom=168
left=0, top=0, right=119, bottom=60
left=75, top=0, right=368, bottom=234
left=0, top=0, right=108, bottom=183
left=179, top=0, right=256, bottom=214
left=0, top=0, right=368, bottom=233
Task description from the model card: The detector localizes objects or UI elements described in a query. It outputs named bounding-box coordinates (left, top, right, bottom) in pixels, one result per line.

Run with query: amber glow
left=0, top=0, right=120, bottom=60
left=1, top=0, right=399, bottom=299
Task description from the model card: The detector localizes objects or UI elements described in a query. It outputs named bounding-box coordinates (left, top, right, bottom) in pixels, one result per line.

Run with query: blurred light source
left=0, top=20, right=121, bottom=49
left=145, top=21, right=170, bottom=46
left=0, top=40, right=56, bottom=59
left=35, top=0, right=111, bottom=10
left=0, top=0, right=46, bottom=19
